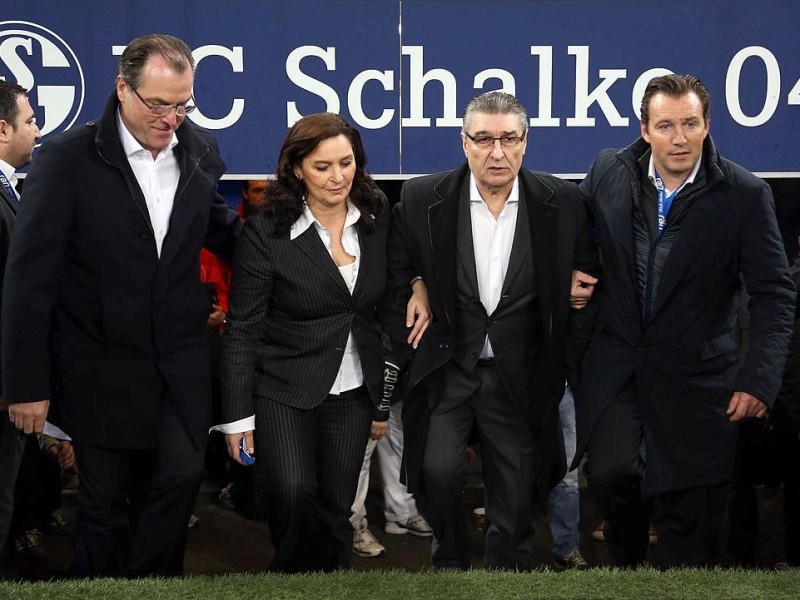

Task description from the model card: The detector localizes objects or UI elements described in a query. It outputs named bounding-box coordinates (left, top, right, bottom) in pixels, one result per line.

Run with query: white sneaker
left=384, top=514, right=433, bottom=537
left=353, top=526, right=385, bottom=557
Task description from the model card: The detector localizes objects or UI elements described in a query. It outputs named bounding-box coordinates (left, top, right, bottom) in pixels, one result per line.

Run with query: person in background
left=0, top=79, right=40, bottom=579
left=239, top=179, right=269, bottom=218
left=547, top=385, right=589, bottom=570
left=350, top=400, right=432, bottom=558
left=219, top=113, right=430, bottom=573
left=11, top=435, right=76, bottom=561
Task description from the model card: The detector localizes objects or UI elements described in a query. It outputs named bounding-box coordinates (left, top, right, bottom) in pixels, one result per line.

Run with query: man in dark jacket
left=0, top=79, right=40, bottom=578
left=1, top=34, right=240, bottom=577
left=384, top=91, right=598, bottom=570
left=577, top=74, right=795, bottom=567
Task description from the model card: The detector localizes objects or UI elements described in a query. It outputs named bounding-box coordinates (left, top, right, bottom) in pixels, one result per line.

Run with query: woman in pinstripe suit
left=219, top=113, right=429, bottom=572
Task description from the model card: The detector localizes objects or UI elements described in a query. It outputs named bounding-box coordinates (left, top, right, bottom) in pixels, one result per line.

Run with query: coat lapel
left=521, top=170, right=557, bottom=313
left=293, top=225, right=351, bottom=293
left=0, top=184, right=17, bottom=215
left=94, top=92, right=154, bottom=236
left=649, top=189, right=726, bottom=320
left=455, top=177, right=479, bottom=298
left=501, top=182, right=531, bottom=296
left=428, top=168, right=464, bottom=326
left=352, top=217, right=377, bottom=301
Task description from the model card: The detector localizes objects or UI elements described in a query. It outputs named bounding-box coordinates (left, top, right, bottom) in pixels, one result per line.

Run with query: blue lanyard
left=654, top=171, right=678, bottom=235
left=0, top=172, right=19, bottom=208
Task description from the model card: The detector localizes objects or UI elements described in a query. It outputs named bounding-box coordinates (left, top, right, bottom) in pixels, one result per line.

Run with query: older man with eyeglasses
left=1, top=34, right=240, bottom=578
left=382, top=91, right=599, bottom=570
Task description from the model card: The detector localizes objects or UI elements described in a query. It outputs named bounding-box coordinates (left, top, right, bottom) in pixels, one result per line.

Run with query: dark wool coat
left=383, top=164, right=598, bottom=499
left=576, top=136, right=795, bottom=495
left=1, top=92, right=240, bottom=448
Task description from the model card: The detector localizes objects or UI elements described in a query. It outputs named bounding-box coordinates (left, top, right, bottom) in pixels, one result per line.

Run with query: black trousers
left=255, top=388, right=373, bottom=573
left=585, top=382, right=728, bottom=567
left=421, top=361, right=537, bottom=570
left=71, top=399, right=205, bottom=578
left=0, top=410, right=26, bottom=571
left=12, top=435, right=62, bottom=532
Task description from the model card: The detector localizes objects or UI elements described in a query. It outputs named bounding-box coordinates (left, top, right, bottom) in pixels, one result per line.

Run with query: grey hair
left=462, top=91, right=528, bottom=135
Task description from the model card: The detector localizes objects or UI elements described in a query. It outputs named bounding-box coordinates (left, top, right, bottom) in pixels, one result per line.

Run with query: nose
left=673, top=128, right=687, bottom=144
left=330, top=166, right=344, bottom=182
left=161, top=109, right=180, bottom=128
left=490, top=138, right=505, bottom=158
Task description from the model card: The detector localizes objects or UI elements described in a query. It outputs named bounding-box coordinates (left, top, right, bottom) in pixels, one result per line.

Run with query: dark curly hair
left=263, top=113, right=383, bottom=235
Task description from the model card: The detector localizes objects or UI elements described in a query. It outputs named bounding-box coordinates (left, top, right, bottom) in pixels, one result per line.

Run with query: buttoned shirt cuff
left=209, top=415, right=256, bottom=435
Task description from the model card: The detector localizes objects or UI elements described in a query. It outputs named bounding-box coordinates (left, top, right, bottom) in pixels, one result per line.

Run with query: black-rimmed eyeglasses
left=132, top=88, right=196, bottom=117
left=464, top=131, right=526, bottom=148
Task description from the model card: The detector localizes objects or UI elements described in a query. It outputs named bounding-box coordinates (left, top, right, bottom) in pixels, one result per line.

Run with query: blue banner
left=2, top=1, right=798, bottom=177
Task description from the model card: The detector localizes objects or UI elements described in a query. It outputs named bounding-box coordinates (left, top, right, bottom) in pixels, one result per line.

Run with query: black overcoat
left=1, top=92, right=240, bottom=448
left=576, top=136, right=795, bottom=495
left=383, top=164, right=597, bottom=496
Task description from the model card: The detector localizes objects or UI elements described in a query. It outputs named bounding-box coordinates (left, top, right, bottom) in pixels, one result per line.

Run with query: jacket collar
left=431, top=162, right=556, bottom=208
left=616, top=134, right=726, bottom=189
left=93, top=91, right=217, bottom=172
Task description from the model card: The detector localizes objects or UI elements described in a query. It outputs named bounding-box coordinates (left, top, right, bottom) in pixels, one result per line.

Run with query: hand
left=8, top=400, right=50, bottom=434
left=225, top=431, right=255, bottom=466
left=727, top=391, right=768, bottom=422
left=48, top=441, right=76, bottom=470
left=207, top=304, right=226, bottom=328
left=406, top=279, right=432, bottom=348
left=370, top=420, right=388, bottom=441
left=570, top=270, right=598, bottom=310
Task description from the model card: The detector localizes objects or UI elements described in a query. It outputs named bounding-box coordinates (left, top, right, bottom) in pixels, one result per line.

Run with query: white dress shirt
left=469, top=173, right=519, bottom=358
left=212, top=199, right=364, bottom=435
left=117, top=110, right=179, bottom=257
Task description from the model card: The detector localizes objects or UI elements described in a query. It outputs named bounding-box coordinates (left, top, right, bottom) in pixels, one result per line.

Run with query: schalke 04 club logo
left=0, top=21, right=85, bottom=144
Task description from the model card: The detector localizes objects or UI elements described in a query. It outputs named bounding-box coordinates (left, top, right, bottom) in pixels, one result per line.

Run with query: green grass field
left=2, top=568, right=799, bottom=600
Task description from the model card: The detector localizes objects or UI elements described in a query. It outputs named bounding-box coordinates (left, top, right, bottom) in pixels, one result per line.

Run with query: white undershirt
left=117, top=110, right=179, bottom=257
left=469, top=173, right=519, bottom=358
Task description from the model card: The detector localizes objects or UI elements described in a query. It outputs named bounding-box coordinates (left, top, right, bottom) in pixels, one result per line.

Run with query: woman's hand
left=406, top=279, right=432, bottom=348
left=370, top=420, right=388, bottom=441
left=225, top=431, right=255, bottom=466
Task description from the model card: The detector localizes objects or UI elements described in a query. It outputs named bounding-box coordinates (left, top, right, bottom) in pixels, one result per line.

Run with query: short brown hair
left=117, top=34, right=194, bottom=89
left=640, top=74, right=711, bottom=126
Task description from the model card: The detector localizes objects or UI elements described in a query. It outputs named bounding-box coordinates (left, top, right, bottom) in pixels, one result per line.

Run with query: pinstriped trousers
left=255, top=388, right=373, bottom=572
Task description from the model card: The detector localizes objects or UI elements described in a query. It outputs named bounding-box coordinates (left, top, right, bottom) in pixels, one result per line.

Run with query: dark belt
left=476, top=357, right=496, bottom=367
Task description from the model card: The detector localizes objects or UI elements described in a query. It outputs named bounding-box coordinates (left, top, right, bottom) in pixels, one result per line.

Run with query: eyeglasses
left=132, top=88, right=196, bottom=117
left=464, top=131, right=526, bottom=148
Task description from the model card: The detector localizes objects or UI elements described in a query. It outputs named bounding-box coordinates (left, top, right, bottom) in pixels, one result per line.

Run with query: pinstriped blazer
left=221, top=197, right=389, bottom=423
